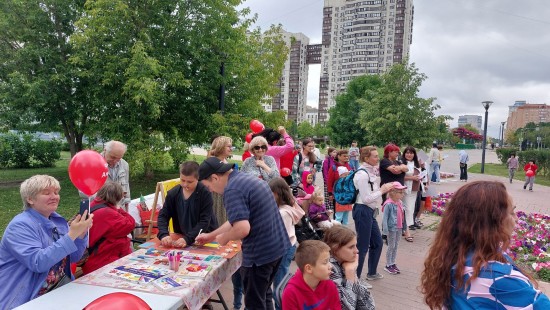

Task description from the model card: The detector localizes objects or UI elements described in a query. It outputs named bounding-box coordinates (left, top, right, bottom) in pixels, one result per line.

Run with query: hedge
left=496, top=148, right=549, bottom=177
left=0, top=133, right=62, bottom=168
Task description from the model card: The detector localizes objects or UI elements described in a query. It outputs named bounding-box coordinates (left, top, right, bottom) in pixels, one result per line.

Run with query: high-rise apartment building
left=506, top=102, right=549, bottom=133
left=306, top=105, right=319, bottom=126
left=317, top=0, right=414, bottom=123
left=457, top=115, right=483, bottom=132
left=263, top=31, right=310, bottom=123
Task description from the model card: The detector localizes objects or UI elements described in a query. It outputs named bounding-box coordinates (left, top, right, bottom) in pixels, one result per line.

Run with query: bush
left=168, top=141, right=190, bottom=169
left=0, top=133, right=61, bottom=168
left=496, top=148, right=517, bottom=164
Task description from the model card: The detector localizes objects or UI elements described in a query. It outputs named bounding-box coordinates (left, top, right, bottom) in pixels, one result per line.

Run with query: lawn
left=468, top=163, right=550, bottom=187
left=0, top=152, right=242, bottom=237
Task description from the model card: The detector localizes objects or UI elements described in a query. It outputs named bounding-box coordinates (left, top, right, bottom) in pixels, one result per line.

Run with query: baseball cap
left=391, top=181, right=407, bottom=189
left=198, top=157, right=234, bottom=181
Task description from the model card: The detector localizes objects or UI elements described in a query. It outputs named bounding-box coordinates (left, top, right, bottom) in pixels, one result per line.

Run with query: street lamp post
left=501, top=121, right=506, bottom=147
left=481, top=101, right=493, bottom=174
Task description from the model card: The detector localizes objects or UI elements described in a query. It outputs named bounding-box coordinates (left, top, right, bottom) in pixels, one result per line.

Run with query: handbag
left=411, top=168, right=420, bottom=192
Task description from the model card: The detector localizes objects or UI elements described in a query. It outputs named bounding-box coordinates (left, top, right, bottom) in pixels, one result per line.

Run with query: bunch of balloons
left=245, top=119, right=265, bottom=143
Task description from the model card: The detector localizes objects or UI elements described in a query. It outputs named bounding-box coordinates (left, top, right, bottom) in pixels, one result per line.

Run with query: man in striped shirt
left=197, top=157, right=289, bottom=309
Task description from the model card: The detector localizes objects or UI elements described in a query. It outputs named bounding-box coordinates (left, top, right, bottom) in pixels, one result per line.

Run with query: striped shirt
left=224, top=170, right=289, bottom=267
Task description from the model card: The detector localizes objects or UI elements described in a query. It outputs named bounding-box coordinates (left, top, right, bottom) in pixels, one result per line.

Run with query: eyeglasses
left=253, top=145, right=268, bottom=151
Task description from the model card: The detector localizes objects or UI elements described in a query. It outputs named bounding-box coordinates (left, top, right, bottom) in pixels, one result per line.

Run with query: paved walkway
left=195, top=148, right=550, bottom=309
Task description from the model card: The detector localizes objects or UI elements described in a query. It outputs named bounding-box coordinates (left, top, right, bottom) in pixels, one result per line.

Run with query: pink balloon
left=245, top=132, right=253, bottom=143
left=68, top=150, right=109, bottom=196
left=83, top=292, right=151, bottom=310
left=281, top=167, right=291, bottom=177
left=249, top=119, right=265, bottom=133
left=526, top=170, right=535, bottom=177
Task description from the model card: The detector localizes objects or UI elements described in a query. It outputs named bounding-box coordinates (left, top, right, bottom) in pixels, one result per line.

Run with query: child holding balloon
left=523, top=159, right=538, bottom=192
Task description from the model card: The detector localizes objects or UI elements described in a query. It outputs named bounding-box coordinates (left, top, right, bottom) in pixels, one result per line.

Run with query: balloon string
left=87, top=197, right=91, bottom=248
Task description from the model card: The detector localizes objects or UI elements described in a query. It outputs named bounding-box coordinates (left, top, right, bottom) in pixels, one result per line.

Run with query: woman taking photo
left=241, top=136, right=280, bottom=182
left=0, top=175, right=92, bottom=309
left=421, top=181, right=550, bottom=309
left=324, top=226, right=375, bottom=310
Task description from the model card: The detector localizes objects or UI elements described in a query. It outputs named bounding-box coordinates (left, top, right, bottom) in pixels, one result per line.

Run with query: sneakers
left=384, top=265, right=398, bottom=275
left=408, top=225, right=416, bottom=231
left=392, top=264, right=401, bottom=274
left=524, top=185, right=527, bottom=190
left=414, top=219, right=424, bottom=228
left=365, top=282, right=373, bottom=289
left=366, top=272, right=384, bottom=280
left=529, top=189, right=533, bottom=192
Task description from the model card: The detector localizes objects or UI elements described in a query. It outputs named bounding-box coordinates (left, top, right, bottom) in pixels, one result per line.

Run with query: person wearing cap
left=196, top=157, right=290, bottom=309
left=381, top=182, right=408, bottom=275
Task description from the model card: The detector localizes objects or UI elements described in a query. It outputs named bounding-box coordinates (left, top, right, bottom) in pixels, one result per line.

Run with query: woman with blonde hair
left=421, top=181, right=550, bottom=309
left=209, top=136, right=233, bottom=161
left=241, top=136, right=279, bottom=182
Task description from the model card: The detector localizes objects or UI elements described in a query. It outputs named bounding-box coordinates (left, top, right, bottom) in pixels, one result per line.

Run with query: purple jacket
left=322, top=156, right=336, bottom=181
left=308, top=202, right=330, bottom=223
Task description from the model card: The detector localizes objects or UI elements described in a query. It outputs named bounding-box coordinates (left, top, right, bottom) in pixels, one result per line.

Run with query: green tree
left=297, top=121, right=315, bottom=139
left=1, top=0, right=288, bottom=161
left=327, top=75, right=382, bottom=147
left=358, top=61, right=445, bottom=148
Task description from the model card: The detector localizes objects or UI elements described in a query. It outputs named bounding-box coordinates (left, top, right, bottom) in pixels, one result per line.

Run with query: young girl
left=268, top=178, right=305, bottom=310
left=381, top=182, right=407, bottom=275
left=309, top=190, right=339, bottom=229
left=301, top=170, right=315, bottom=195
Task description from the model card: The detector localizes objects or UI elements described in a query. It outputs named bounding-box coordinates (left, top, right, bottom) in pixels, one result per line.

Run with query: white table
left=14, top=282, right=183, bottom=310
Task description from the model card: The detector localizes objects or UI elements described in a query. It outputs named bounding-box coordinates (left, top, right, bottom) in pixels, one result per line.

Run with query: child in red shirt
left=282, top=240, right=341, bottom=310
left=523, top=160, right=538, bottom=191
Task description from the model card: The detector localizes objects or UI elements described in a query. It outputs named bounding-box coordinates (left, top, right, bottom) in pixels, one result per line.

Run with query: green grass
left=0, top=152, right=242, bottom=237
left=468, top=163, right=550, bottom=187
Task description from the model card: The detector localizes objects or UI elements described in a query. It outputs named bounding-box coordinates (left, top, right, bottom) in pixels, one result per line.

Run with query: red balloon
left=245, top=132, right=253, bottom=143
left=526, top=170, right=535, bottom=177
left=68, top=150, right=109, bottom=196
left=281, top=167, right=291, bottom=177
left=83, top=292, right=151, bottom=310
left=249, top=119, right=265, bottom=133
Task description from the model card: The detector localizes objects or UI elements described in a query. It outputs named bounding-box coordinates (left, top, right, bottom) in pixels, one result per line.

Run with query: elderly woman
left=323, top=226, right=375, bottom=310
left=241, top=136, right=280, bottom=182
left=0, top=175, right=93, bottom=309
left=421, top=181, right=550, bottom=309
left=82, top=181, right=135, bottom=275
left=253, top=126, right=294, bottom=169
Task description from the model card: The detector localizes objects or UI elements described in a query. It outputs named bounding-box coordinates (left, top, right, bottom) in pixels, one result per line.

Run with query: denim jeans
left=232, top=269, right=244, bottom=309
left=241, top=257, right=282, bottom=310
left=353, top=204, right=383, bottom=277
left=349, top=159, right=359, bottom=171
left=335, top=211, right=350, bottom=225
left=273, top=244, right=296, bottom=310
left=430, top=161, right=440, bottom=182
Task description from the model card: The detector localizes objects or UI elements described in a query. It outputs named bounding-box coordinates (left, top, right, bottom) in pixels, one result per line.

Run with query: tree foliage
left=0, top=0, right=288, bottom=162
left=357, top=61, right=447, bottom=148
left=327, top=75, right=382, bottom=147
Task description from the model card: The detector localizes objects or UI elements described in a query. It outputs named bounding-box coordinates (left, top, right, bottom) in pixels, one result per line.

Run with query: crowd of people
left=1, top=131, right=548, bottom=310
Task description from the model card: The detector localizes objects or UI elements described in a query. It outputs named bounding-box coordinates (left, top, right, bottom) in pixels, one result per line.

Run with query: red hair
left=383, top=143, right=400, bottom=158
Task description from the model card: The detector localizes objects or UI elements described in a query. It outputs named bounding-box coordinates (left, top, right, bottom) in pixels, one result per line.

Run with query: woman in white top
left=352, top=146, right=394, bottom=280
left=402, top=146, right=422, bottom=242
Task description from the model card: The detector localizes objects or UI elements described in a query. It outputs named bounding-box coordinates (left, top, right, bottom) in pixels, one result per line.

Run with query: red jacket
left=82, top=199, right=135, bottom=275
left=327, top=162, right=352, bottom=195
left=282, top=269, right=341, bottom=310
left=280, top=149, right=298, bottom=171
left=524, top=163, right=538, bottom=176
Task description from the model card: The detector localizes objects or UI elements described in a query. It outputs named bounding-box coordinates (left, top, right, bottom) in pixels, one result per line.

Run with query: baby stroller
left=292, top=186, right=324, bottom=243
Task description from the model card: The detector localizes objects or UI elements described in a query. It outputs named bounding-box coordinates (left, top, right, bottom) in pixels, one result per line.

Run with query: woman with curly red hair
left=420, top=181, right=550, bottom=309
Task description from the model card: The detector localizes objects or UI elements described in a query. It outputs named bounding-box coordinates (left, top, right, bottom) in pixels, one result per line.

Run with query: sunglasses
left=253, top=145, right=268, bottom=151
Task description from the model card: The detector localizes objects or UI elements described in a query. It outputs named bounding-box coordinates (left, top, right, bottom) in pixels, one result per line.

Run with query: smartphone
left=79, top=200, right=90, bottom=219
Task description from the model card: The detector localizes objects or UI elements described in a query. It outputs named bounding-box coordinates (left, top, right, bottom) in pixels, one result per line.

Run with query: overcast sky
left=241, top=0, right=550, bottom=138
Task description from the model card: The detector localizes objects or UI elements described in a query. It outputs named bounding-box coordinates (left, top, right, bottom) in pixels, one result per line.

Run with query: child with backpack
left=328, top=150, right=353, bottom=225
left=309, top=190, right=340, bottom=229
left=381, top=182, right=407, bottom=275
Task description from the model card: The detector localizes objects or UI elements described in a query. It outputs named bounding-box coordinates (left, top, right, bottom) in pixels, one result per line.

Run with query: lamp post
left=501, top=121, right=506, bottom=147
left=481, top=101, right=493, bottom=174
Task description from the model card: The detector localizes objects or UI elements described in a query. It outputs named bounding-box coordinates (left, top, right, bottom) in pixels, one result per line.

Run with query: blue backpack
left=333, top=168, right=371, bottom=205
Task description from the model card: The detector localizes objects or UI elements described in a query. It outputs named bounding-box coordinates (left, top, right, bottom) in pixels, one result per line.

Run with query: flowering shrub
left=428, top=196, right=550, bottom=280
left=509, top=211, right=550, bottom=281
left=428, top=192, right=453, bottom=216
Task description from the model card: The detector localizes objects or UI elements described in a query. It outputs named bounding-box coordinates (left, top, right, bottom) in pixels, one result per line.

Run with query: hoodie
left=282, top=269, right=342, bottom=310
left=279, top=203, right=305, bottom=246
left=302, top=170, right=315, bottom=194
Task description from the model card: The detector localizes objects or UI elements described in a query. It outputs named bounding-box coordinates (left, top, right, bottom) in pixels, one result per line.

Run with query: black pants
left=241, top=257, right=282, bottom=310
left=460, top=163, right=468, bottom=180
